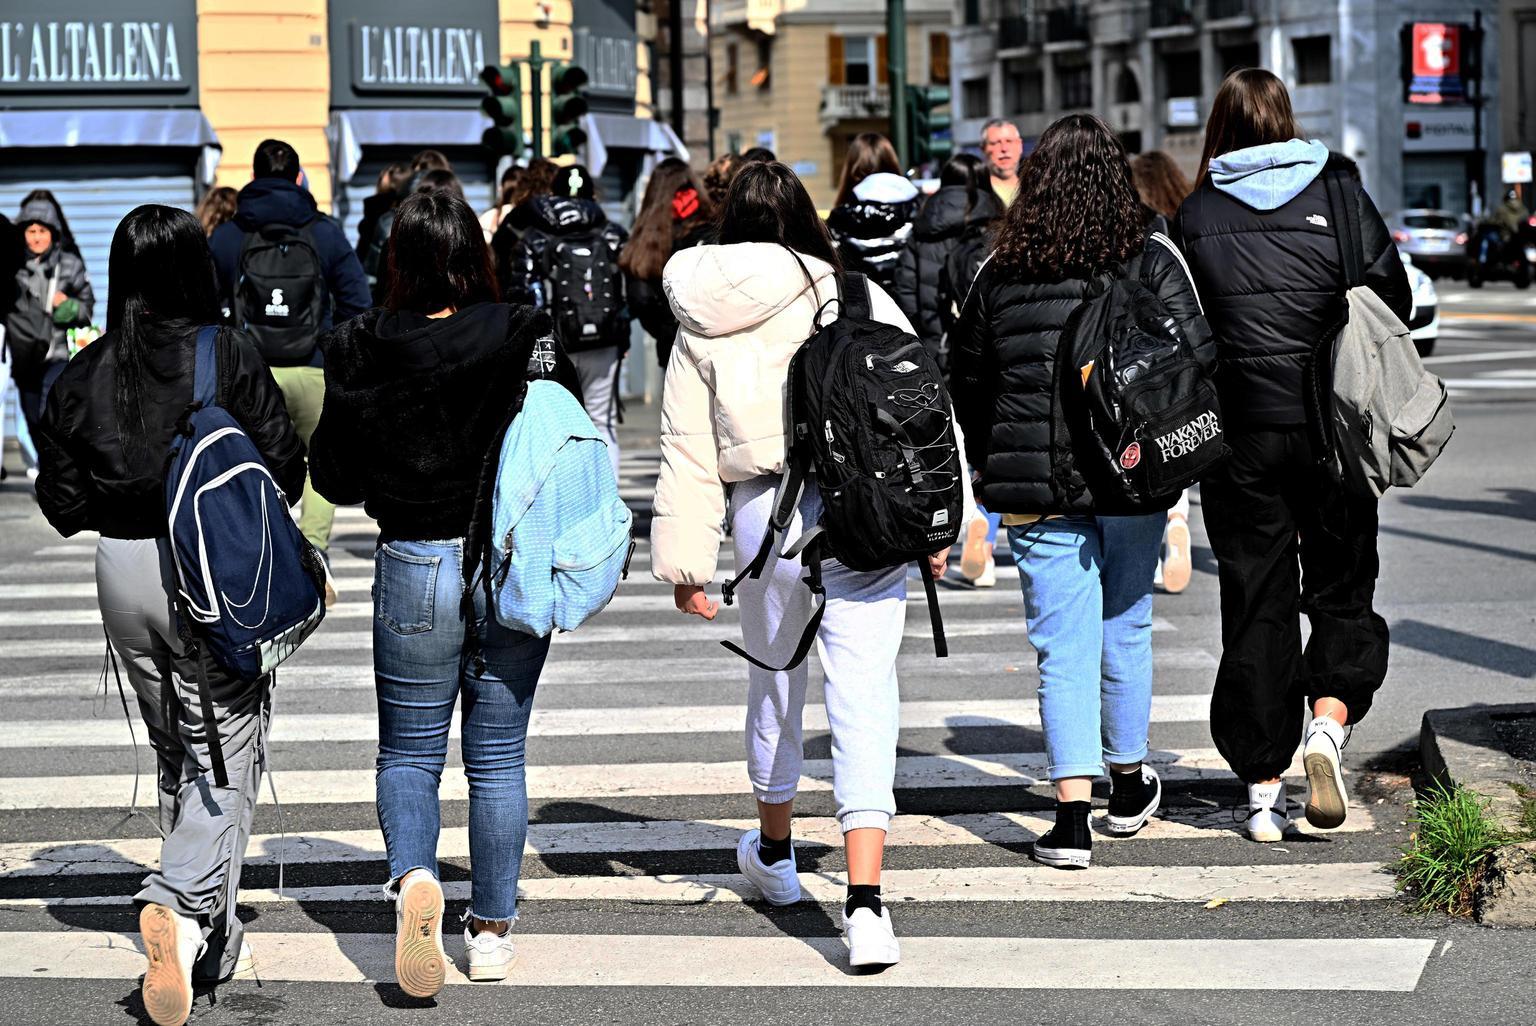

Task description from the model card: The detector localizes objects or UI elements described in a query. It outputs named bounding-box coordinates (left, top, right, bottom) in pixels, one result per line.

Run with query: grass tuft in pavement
left=1395, top=782, right=1510, bottom=916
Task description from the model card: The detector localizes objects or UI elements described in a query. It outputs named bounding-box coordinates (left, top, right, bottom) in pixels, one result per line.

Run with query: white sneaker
left=139, top=904, right=201, bottom=1026
left=1161, top=514, right=1193, bottom=594
left=959, top=514, right=992, bottom=580
left=969, top=559, right=997, bottom=588
left=735, top=829, right=801, bottom=905
left=232, top=939, right=255, bottom=978
left=843, top=906, right=901, bottom=969
left=1244, top=784, right=1289, bottom=843
left=463, top=924, right=516, bottom=982
left=394, top=870, right=447, bottom=998
left=1303, top=716, right=1349, bottom=829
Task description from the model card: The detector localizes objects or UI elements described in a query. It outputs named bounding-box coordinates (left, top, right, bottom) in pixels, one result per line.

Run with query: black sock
left=757, top=830, right=792, bottom=865
left=845, top=883, right=882, bottom=916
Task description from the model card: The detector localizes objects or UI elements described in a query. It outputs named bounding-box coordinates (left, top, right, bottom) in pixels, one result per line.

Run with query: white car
left=1402, top=251, right=1439, bottom=357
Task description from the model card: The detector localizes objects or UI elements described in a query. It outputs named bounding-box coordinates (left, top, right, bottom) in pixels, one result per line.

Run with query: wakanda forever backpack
left=1054, top=232, right=1226, bottom=509
left=722, top=270, right=964, bottom=672
left=165, top=327, right=327, bottom=785
left=233, top=222, right=326, bottom=364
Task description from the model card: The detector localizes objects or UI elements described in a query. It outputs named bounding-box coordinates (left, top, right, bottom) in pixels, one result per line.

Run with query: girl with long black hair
left=35, top=205, right=304, bottom=1026
left=651, top=161, right=969, bottom=968
left=950, top=114, right=1213, bottom=869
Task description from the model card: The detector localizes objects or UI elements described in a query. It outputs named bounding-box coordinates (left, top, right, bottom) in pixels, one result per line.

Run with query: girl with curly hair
left=949, top=114, right=1214, bottom=869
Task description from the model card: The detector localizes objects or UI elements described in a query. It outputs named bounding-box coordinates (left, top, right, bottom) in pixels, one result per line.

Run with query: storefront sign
left=1408, top=22, right=1465, bottom=105
left=1504, top=152, right=1533, bottom=185
left=330, top=0, right=498, bottom=108
left=572, top=0, right=637, bottom=110
left=1403, top=108, right=1475, bottom=152
left=0, top=0, right=196, bottom=103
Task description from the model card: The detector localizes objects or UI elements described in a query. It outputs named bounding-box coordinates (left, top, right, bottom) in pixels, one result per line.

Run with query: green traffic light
left=551, top=93, right=588, bottom=123
left=482, top=126, right=524, bottom=156
left=551, top=61, right=590, bottom=95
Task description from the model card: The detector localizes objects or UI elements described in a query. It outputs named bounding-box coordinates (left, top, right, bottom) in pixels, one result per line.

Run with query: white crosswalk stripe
left=0, top=454, right=1428, bottom=1007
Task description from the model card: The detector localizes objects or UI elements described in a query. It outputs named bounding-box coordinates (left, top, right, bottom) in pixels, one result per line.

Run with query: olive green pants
left=269, top=364, right=334, bottom=553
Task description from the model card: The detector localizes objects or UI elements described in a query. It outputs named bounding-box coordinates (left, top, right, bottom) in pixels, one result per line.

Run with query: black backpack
left=233, top=223, right=326, bottom=364
left=543, top=227, right=625, bottom=353
left=1054, top=235, right=1224, bottom=509
left=721, top=272, right=963, bottom=672
left=362, top=207, right=393, bottom=282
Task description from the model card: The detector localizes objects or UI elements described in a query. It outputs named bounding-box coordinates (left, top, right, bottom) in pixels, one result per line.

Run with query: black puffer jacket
left=826, top=173, right=920, bottom=293
left=491, top=195, right=628, bottom=314
left=1173, top=153, right=1411, bottom=426
left=36, top=323, right=304, bottom=539
left=891, top=186, right=1003, bottom=352
left=950, top=234, right=1214, bottom=514
left=310, top=302, right=575, bottom=543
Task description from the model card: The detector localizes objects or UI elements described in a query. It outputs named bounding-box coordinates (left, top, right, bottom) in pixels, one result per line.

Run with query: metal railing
left=1044, top=4, right=1091, bottom=43
left=820, top=84, right=891, bottom=126
left=1000, top=14, right=1037, bottom=49
left=1207, top=0, right=1252, bottom=20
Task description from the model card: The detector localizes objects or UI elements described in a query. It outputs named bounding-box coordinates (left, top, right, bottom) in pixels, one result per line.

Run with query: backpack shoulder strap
left=193, top=325, right=220, bottom=408
left=842, top=272, right=873, bottom=321
left=1323, top=168, right=1366, bottom=289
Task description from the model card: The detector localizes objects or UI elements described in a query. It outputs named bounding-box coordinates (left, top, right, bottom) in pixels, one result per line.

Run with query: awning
left=584, top=113, right=689, bottom=178
left=329, top=109, right=493, bottom=184
left=0, top=109, right=221, bottom=184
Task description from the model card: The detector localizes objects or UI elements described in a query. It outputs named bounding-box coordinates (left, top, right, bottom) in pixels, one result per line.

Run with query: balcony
left=712, top=0, right=781, bottom=35
left=1043, top=5, right=1090, bottom=45
left=1150, top=0, right=1196, bottom=31
left=1206, top=0, right=1254, bottom=23
left=820, top=84, right=890, bottom=130
left=1000, top=14, right=1038, bottom=51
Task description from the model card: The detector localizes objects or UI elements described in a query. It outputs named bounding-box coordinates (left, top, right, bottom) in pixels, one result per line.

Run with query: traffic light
left=908, top=84, right=953, bottom=166
left=550, top=61, right=590, bottom=157
left=481, top=63, right=525, bottom=157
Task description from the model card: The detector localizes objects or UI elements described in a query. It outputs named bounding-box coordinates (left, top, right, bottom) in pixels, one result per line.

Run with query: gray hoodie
left=1209, top=139, right=1330, bottom=211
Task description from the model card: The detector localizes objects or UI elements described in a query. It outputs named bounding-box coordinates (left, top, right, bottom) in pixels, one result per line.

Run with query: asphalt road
left=0, top=283, right=1532, bottom=1024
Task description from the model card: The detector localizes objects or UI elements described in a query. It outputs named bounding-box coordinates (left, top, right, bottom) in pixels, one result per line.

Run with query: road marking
left=0, top=861, right=1400, bottom=910
left=0, top=748, right=1283, bottom=809
left=1440, top=312, right=1536, bottom=323
left=0, top=694, right=1216, bottom=748
left=0, top=931, right=1435, bottom=990
left=1421, top=349, right=1536, bottom=366
left=0, top=808, right=1375, bottom=880
left=1440, top=379, right=1536, bottom=390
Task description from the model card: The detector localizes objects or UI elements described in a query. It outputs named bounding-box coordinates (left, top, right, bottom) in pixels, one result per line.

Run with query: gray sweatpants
left=96, top=537, right=272, bottom=982
left=568, top=344, right=622, bottom=476
left=729, top=475, right=907, bottom=833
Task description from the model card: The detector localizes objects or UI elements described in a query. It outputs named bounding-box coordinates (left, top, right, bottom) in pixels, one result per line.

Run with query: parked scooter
left=1465, top=223, right=1532, bottom=289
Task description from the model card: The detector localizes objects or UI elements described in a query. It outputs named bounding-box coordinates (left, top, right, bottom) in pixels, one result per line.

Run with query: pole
left=1471, top=11, right=1484, bottom=213
left=887, top=0, right=909, bottom=168
left=530, top=39, right=546, bottom=159
left=704, top=0, right=717, bottom=159
left=668, top=0, right=686, bottom=141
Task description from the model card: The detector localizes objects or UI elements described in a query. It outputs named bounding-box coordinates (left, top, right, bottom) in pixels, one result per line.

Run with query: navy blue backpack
left=165, top=326, right=326, bottom=784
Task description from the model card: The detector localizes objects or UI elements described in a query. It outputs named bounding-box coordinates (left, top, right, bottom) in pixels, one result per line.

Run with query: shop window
left=1058, top=62, right=1092, bottom=109
left=1005, top=62, right=1044, bottom=114
left=1293, top=35, right=1331, bottom=85
left=1165, top=52, right=1201, bottom=98
left=963, top=76, right=991, bottom=119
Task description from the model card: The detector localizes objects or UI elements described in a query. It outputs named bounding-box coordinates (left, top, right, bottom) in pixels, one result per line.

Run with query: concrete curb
left=1420, top=704, right=1536, bottom=928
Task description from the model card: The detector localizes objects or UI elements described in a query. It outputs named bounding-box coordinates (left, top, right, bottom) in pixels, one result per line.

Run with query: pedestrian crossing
left=0, top=448, right=1431, bottom=1010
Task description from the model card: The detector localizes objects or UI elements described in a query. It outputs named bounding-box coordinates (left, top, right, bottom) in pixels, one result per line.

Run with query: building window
left=1165, top=51, right=1200, bottom=97
left=752, top=37, right=772, bottom=89
left=725, top=42, right=739, bottom=95
left=844, top=35, right=876, bottom=86
left=727, top=131, right=743, bottom=154
left=1058, top=62, right=1092, bottom=109
left=1220, top=42, right=1260, bottom=77
left=1114, top=64, right=1140, bottom=104
left=929, top=32, right=950, bottom=85
left=1005, top=62, right=1044, bottom=114
left=1293, top=35, right=1331, bottom=85
left=964, top=0, right=981, bottom=26
left=963, top=76, right=991, bottom=120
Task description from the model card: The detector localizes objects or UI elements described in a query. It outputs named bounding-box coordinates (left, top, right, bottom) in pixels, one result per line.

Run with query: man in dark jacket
left=210, top=139, right=372, bottom=595
left=1174, top=143, right=1411, bottom=839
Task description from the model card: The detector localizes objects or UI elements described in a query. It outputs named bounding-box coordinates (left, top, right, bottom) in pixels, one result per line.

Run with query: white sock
left=1248, top=781, right=1284, bottom=813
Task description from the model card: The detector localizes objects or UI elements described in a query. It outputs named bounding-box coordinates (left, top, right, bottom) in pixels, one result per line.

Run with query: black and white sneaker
left=1105, top=765, right=1162, bottom=836
left=1031, top=801, right=1092, bottom=869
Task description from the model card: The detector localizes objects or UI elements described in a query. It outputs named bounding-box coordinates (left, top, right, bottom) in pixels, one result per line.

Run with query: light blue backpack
left=490, top=379, right=633, bottom=635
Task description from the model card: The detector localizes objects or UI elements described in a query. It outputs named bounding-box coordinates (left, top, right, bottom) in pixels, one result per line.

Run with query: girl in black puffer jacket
left=1172, top=70, right=1411, bottom=844
left=891, top=153, right=1003, bottom=361
left=950, top=114, right=1212, bottom=870
left=825, top=133, right=919, bottom=291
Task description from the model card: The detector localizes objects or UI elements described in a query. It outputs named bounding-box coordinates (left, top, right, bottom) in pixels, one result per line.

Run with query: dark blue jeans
left=373, top=538, right=551, bottom=922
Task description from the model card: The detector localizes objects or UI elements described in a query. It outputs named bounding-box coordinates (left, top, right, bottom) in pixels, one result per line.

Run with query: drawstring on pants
left=101, top=630, right=164, bottom=838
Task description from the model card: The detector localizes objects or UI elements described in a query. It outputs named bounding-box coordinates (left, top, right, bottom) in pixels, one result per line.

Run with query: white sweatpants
left=729, top=475, right=907, bottom=833
left=568, top=345, right=622, bottom=477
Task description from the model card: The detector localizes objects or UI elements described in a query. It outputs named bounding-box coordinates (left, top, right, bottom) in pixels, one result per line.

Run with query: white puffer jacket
left=650, top=241, right=972, bottom=586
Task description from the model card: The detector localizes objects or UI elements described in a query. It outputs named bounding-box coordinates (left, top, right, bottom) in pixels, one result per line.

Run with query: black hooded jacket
left=490, top=195, right=628, bottom=312
left=826, top=197, right=918, bottom=293
left=310, top=302, right=576, bottom=543
left=35, top=324, right=304, bottom=539
left=891, top=186, right=1003, bottom=353
left=949, top=234, right=1215, bottom=514
left=1173, top=154, right=1411, bottom=426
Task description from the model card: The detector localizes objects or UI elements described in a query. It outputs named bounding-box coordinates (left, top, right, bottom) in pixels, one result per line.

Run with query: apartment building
left=710, top=0, right=951, bottom=208
left=950, top=0, right=1502, bottom=215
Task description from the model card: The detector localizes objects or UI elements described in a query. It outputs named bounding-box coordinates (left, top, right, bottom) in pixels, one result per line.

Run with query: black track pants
left=1202, top=428, right=1390, bottom=783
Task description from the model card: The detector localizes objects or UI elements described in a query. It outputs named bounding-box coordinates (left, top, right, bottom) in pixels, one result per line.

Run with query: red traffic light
left=481, top=64, right=516, bottom=95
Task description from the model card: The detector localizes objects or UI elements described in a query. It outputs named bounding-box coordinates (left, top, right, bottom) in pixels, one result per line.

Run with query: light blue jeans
left=1008, top=514, right=1165, bottom=780
left=373, top=538, right=552, bottom=922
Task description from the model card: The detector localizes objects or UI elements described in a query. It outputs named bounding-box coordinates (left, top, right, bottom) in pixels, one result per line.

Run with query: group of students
left=24, top=67, right=1411, bottom=1024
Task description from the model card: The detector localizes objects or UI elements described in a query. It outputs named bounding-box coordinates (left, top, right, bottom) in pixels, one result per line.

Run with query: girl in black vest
left=951, top=114, right=1213, bottom=869
left=1172, top=70, right=1411, bottom=841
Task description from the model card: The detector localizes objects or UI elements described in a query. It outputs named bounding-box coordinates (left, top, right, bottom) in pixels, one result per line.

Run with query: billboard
left=1407, top=22, right=1465, bottom=105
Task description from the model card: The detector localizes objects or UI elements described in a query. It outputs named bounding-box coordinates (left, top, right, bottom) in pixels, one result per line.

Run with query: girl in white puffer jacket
left=650, top=162, right=970, bottom=970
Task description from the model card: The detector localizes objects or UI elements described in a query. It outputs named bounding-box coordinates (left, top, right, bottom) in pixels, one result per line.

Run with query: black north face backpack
left=233, top=223, right=326, bottom=364
left=721, top=271, right=964, bottom=672
left=1054, top=235, right=1224, bottom=509
left=543, top=227, right=626, bottom=353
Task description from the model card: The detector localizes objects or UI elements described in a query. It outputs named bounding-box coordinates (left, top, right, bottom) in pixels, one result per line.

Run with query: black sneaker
left=1106, top=765, right=1162, bottom=837
left=1031, top=801, right=1092, bottom=869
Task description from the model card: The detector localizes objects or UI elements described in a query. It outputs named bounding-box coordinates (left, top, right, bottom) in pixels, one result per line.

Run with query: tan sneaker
left=139, top=904, right=199, bottom=1026
left=1161, top=513, right=1192, bottom=594
left=395, top=871, right=447, bottom=998
left=959, top=515, right=993, bottom=581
